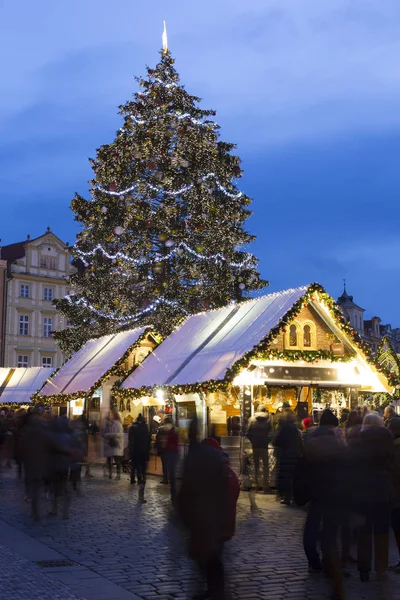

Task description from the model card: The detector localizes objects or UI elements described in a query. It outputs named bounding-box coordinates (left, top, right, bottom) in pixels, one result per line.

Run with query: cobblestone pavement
left=0, top=544, right=85, bottom=600
left=0, top=467, right=399, bottom=600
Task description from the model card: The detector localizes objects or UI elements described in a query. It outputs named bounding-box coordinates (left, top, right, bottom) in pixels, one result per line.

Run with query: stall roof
left=38, top=327, right=149, bottom=398
left=0, top=368, right=55, bottom=404
left=121, top=287, right=309, bottom=389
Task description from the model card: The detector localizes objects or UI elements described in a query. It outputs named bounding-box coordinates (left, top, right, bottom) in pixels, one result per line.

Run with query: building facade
left=337, top=284, right=400, bottom=354
left=0, top=229, right=75, bottom=369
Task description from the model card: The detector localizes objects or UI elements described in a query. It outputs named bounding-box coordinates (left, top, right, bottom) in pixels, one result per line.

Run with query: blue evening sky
left=1, top=1, right=399, bottom=323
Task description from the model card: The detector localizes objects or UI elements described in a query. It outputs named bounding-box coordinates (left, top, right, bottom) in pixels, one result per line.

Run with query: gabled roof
left=37, top=327, right=155, bottom=402
left=1, top=230, right=68, bottom=264
left=0, top=368, right=55, bottom=405
left=119, top=283, right=393, bottom=397
left=121, top=286, right=308, bottom=391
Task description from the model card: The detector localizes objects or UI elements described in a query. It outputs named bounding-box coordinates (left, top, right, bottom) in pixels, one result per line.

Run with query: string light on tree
left=53, top=26, right=267, bottom=355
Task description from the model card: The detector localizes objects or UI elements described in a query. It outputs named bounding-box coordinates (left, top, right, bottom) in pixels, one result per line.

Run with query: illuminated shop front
left=117, top=284, right=393, bottom=470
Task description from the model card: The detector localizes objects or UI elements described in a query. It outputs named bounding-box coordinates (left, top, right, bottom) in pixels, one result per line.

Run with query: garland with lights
left=31, top=329, right=162, bottom=406
left=53, top=47, right=267, bottom=355
left=74, top=241, right=253, bottom=269
left=375, top=336, right=400, bottom=383
left=252, top=348, right=354, bottom=363
left=114, top=283, right=396, bottom=400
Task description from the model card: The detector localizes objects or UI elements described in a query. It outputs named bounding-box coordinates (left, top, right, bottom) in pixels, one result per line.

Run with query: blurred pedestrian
left=388, top=417, right=400, bottom=572
left=351, top=412, right=393, bottom=582
left=273, top=410, right=303, bottom=505
left=301, top=417, right=314, bottom=439
left=103, top=407, right=124, bottom=480
left=344, top=411, right=362, bottom=442
left=178, top=426, right=239, bottom=600
left=77, top=413, right=92, bottom=477
left=70, top=419, right=85, bottom=495
left=48, top=416, right=74, bottom=519
left=156, top=416, right=179, bottom=502
left=128, top=414, right=151, bottom=504
left=13, top=409, right=27, bottom=478
left=4, top=412, right=15, bottom=468
left=20, top=410, right=48, bottom=521
left=302, top=409, right=349, bottom=599
left=384, top=405, right=396, bottom=428
left=246, top=406, right=272, bottom=493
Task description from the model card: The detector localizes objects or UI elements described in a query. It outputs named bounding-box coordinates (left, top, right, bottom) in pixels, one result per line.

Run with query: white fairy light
left=73, top=241, right=253, bottom=269
left=64, top=295, right=188, bottom=324
left=95, top=172, right=243, bottom=199
left=129, top=111, right=216, bottom=128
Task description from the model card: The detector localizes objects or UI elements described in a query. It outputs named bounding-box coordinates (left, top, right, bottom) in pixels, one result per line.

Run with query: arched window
left=303, top=324, right=312, bottom=347
left=289, top=324, right=298, bottom=347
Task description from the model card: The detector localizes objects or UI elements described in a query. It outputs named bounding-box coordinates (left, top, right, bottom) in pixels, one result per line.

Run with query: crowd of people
left=1, top=402, right=400, bottom=600
left=0, top=406, right=89, bottom=520
left=252, top=404, right=400, bottom=600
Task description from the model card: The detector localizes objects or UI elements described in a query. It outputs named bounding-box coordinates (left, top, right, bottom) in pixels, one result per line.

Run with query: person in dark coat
left=178, top=424, right=236, bottom=600
left=301, top=409, right=351, bottom=599
left=344, top=410, right=362, bottom=442
left=388, top=417, right=400, bottom=572
left=70, top=419, right=86, bottom=495
left=384, top=405, right=396, bottom=428
left=273, top=410, right=302, bottom=505
left=13, top=409, right=27, bottom=478
left=350, top=412, right=393, bottom=582
left=20, top=410, right=49, bottom=521
left=246, top=406, right=272, bottom=493
left=156, top=416, right=179, bottom=502
left=128, top=414, right=151, bottom=504
left=47, top=416, right=74, bottom=519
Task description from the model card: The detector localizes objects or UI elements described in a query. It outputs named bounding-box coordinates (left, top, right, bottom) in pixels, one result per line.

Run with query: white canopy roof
left=0, top=368, right=55, bottom=404
left=39, top=327, right=148, bottom=397
left=121, top=287, right=308, bottom=389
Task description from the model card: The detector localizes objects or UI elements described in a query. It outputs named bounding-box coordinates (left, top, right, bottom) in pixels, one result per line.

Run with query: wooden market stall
left=34, top=327, right=161, bottom=464
left=117, top=284, right=394, bottom=472
left=0, top=367, right=55, bottom=408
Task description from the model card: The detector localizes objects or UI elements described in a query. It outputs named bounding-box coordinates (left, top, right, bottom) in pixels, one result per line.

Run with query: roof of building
left=0, top=229, right=67, bottom=264
left=38, top=327, right=150, bottom=398
left=337, top=284, right=365, bottom=311
left=0, top=368, right=55, bottom=405
left=121, top=286, right=309, bottom=390
left=0, top=241, right=27, bottom=263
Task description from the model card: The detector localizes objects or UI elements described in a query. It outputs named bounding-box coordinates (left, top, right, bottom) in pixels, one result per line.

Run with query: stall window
left=289, top=324, right=298, bottom=347
left=303, top=325, right=312, bottom=347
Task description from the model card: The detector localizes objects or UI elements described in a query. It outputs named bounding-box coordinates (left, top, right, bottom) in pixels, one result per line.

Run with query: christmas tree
left=54, top=33, right=267, bottom=354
